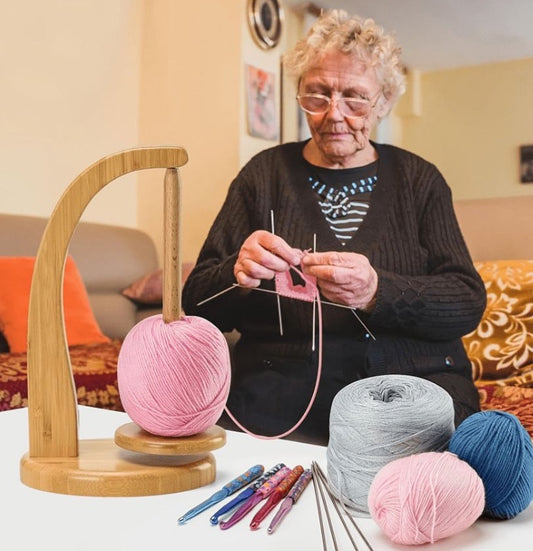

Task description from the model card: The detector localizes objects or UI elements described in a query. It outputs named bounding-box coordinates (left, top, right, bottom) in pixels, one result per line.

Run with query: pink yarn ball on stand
left=117, top=314, right=231, bottom=437
left=368, top=451, right=485, bottom=545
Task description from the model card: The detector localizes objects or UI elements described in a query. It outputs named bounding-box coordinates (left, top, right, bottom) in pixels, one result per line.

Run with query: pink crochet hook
left=219, top=466, right=291, bottom=530
left=267, top=469, right=313, bottom=534
left=249, top=465, right=304, bottom=530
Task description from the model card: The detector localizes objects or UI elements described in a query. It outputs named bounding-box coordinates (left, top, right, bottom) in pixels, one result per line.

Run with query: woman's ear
left=375, top=94, right=395, bottom=120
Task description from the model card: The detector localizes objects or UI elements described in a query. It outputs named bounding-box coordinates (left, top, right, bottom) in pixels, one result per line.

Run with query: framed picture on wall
left=246, top=64, right=278, bottom=141
left=520, top=145, right=533, bottom=183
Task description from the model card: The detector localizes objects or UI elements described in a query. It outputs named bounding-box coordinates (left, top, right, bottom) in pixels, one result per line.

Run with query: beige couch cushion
left=454, top=196, right=533, bottom=261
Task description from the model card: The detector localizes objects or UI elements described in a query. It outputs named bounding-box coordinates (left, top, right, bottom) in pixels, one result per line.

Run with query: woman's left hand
left=300, top=251, right=378, bottom=311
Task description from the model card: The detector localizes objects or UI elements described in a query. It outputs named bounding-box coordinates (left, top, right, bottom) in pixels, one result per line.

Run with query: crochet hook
left=177, top=464, right=264, bottom=524
left=209, top=463, right=286, bottom=525
left=219, top=466, right=291, bottom=530
left=267, top=468, right=313, bottom=534
left=250, top=465, right=304, bottom=530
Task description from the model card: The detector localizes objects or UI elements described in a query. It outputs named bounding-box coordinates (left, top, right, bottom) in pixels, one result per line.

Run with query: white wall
left=0, top=0, right=142, bottom=226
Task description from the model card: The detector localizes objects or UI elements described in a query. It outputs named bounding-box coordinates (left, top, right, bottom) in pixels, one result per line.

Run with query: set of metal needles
left=311, top=462, right=375, bottom=551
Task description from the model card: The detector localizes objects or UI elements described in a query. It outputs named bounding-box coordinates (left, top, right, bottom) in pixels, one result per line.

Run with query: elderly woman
left=182, top=10, right=486, bottom=444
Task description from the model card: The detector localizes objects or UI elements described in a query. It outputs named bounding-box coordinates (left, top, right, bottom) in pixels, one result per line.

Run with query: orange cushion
left=463, top=260, right=533, bottom=381
left=0, top=256, right=110, bottom=353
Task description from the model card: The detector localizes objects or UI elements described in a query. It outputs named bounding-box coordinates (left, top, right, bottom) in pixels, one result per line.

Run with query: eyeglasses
left=296, top=91, right=381, bottom=119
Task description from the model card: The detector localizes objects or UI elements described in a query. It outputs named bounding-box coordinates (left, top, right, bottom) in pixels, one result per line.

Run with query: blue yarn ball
left=449, top=410, right=533, bottom=519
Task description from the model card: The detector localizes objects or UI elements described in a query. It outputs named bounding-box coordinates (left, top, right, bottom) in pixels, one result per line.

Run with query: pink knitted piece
left=274, top=269, right=317, bottom=302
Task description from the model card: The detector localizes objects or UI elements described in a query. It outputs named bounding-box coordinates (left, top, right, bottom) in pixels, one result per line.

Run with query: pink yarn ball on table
left=368, top=451, right=485, bottom=545
left=117, top=314, right=231, bottom=437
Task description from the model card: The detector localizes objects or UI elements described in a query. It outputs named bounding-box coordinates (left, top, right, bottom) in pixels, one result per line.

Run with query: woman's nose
left=325, top=96, right=345, bottom=120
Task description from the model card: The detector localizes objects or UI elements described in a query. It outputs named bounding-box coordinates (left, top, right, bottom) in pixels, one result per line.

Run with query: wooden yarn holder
left=20, top=147, right=226, bottom=497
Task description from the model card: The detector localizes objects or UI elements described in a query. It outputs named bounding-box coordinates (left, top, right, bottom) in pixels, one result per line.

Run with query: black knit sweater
left=182, top=141, right=487, bottom=442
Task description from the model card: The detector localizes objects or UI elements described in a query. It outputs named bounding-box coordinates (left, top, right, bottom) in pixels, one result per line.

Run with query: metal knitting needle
left=196, top=284, right=235, bottom=306
left=237, top=285, right=376, bottom=341
left=313, top=462, right=358, bottom=551
left=350, top=309, right=376, bottom=341
left=270, top=209, right=284, bottom=337
left=313, top=462, right=375, bottom=551
left=312, top=461, right=341, bottom=551
left=196, top=283, right=376, bottom=341
left=311, top=462, right=330, bottom=551
left=341, top=501, right=375, bottom=551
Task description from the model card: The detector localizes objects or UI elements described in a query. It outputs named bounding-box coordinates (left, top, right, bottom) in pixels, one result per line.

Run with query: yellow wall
left=3, top=3, right=531, bottom=265
left=0, top=0, right=142, bottom=226
left=138, top=0, right=300, bottom=264
left=137, top=0, right=242, bottom=264
left=397, top=58, right=533, bottom=200
left=0, top=0, right=299, bottom=264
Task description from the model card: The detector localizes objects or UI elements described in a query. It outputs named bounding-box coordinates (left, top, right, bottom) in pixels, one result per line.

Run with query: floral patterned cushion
left=0, top=340, right=123, bottom=412
left=463, top=260, right=533, bottom=381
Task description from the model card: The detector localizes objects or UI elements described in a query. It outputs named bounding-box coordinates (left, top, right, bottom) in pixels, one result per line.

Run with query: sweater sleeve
left=181, top=161, right=260, bottom=332
left=367, top=158, right=487, bottom=341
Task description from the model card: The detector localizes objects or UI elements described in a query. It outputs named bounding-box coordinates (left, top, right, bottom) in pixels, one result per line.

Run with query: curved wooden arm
left=27, top=147, right=188, bottom=458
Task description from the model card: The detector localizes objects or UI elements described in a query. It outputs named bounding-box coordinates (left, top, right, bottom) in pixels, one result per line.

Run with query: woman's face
left=300, top=50, right=387, bottom=168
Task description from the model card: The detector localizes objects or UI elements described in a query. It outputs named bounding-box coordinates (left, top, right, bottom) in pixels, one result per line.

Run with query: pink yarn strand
left=224, top=266, right=323, bottom=440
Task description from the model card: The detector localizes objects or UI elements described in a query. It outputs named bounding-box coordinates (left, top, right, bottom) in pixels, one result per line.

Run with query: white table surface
left=3, top=406, right=532, bottom=550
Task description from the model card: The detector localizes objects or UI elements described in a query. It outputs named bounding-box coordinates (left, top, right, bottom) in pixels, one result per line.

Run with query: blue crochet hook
left=178, top=464, right=264, bottom=524
left=209, top=463, right=286, bottom=525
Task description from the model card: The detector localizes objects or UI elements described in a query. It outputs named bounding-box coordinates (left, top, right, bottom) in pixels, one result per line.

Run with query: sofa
left=454, top=196, right=533, bottom=435
left=1, top=195, right=532, bottom=434
left=0, top=212, right=161, bottom=411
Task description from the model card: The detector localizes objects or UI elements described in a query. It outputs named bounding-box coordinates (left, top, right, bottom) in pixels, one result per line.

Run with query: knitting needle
left=196, top=283, right=376, bottom=340
left=196, top=284, right=235, bottom=306
left=311, top=462, right=330, bottom=550
left=313, top=462, right=359, bottom=550
left=312, top=461, right=339, bottom=550
left=350, top=309, right=376, bottom=341
left=270, top=209, right=284, bottom=337
left=313, top=462, right=375, bottom=551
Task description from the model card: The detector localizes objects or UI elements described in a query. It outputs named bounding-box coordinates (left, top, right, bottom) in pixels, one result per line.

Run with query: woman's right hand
left=234, top=230, right=303, bottom=287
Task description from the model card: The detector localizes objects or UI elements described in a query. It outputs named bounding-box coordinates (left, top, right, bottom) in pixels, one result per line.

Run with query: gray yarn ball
left=327, top=374, right=455, bottom=516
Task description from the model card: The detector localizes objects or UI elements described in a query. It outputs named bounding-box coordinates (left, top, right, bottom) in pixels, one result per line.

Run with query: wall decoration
left=520, top=145, right=533, bottom=183
left=246, top=65, right=278, bottom=141
left=247, top=0, right=283, bottom=50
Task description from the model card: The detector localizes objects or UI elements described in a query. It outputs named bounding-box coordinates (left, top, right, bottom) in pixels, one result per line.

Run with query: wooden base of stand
left=21, top=424, right=226, bottom=497
left=114, top=422, right=226, bottom=455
